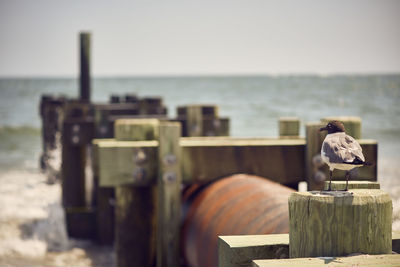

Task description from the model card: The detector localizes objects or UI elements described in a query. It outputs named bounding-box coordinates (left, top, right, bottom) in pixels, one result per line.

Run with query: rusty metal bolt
left=134, top=149, right=147, bottom=165
left=71, top=135, right=80, bottom=144
left=99, top=125, right=108, bottom=135
left=163, top=154, right=177, bottom=166
left=163, top=172, right=177, bottom=183
left=213, top=119, right=221, bottom=128
left=132, top=167, right=146, bottom=182
left=72, top=124, right=80, bottom=133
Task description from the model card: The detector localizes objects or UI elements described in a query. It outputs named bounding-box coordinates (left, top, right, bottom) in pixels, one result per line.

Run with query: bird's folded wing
left=322, top=134, right=365, bottom=164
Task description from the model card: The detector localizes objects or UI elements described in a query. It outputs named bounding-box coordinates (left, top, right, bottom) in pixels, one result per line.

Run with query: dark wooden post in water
left=114, top=119, right=159, bottom=267
left=61, top=101, right=95, bottom=238
left=60, top=32, right=97, bottom=238
left=80, top=32, right=91, bottom=103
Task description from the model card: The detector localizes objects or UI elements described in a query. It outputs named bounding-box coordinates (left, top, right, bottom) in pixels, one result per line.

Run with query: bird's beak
left=320, top=127, right=328, bottom=132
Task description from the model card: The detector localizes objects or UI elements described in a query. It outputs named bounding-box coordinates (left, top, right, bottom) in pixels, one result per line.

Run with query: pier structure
left=93, top=116, right=378, bottom=267
left=38, top=31, right=397, bottom=267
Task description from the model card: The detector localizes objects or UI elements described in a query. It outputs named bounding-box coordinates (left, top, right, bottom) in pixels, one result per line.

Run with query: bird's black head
left=320, top=121, right=345, bottom=134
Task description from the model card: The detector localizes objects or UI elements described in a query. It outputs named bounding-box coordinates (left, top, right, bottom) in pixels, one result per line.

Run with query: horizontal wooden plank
left=323, top=181, right=380, bottom=190
left=219, top=234, right=289, bottom=267
left=220, top=234, right=289, bottom=248
left=180, top=137, right=306, bottom=146
left=220, top=232, right=400, bottom=267
left=181, top=137, right=306, bottom=185
left=98, top=140, right=158, bottom=187
left=96, top=137, right=377, bottom=187
left=252, top=254, right=400, bottom=267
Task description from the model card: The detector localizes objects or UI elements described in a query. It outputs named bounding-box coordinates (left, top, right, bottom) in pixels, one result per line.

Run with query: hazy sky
left=0, top=0, right=399, bottom=77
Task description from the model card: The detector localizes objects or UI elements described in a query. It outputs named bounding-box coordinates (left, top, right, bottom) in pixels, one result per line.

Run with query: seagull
left=320, top=121, right=371, bottom=191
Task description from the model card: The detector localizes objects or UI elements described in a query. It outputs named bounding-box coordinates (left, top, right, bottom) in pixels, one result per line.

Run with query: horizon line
left=1, top=71, right=400, bottom=79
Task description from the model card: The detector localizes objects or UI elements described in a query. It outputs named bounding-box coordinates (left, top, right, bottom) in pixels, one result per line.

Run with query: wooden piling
left=92, top=139, right=115, bottom=244
left=79, top=32, right=91, bottom=102
left=279, top=117, right=300, bottom=138
left=114, top=119, right=159, bottom=267
left=288, top=189, right=392, bottom=258
left=321, top=116, right=361, bottom=139
left=139, top=97, right=167, bottom=115
left=305, top=122, right=327, bottom=190
left=306, top=118, right=376, bottom=191
left=157, top=122, right=182, bottom=267
left=177, top=105, right=229, bottom=137
left=61, top=137, right=86, bottom=207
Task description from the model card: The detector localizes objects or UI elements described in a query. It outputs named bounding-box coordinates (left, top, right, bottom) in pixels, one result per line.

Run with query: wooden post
left=306, top=118, right=374, bottom=191
left=92, top=139, right=115, bottom=244
left=139, top=97, right=167, bottom=115
left=177, top=105, right=229, bottom=137
left=279, top=117, right=300, bottom=138
left=305, top=122, right=328, bottom=190
left=80, top=32, right=91, bottom=103
left=187, top=105, right=204, bottom=136
left=114, top=119, right=159, bottom=267
left=321, top=116, right=361, bottom=139
left=61, top=135, right=86, bottom=207
left=289, top=189, right=392, bottom=258
left=157, top=122, right=182, bottom=267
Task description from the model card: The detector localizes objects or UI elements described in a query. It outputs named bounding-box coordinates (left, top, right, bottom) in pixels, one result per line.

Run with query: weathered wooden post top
left=289, top=182, right=393, bottom=258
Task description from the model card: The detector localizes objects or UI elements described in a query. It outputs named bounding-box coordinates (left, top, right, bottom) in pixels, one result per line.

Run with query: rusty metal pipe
left=181, top=174, right=294, bottom=267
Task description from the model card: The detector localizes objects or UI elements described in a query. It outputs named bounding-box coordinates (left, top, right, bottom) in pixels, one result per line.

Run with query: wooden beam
left=181, top=137, right=306, bottom=185
left=252, top=254, right=400, bottom=267
left=157, top=122, right=182, bottom=267
left=219, top=234, right=289, bottom=267
left=97, top=140, right=158, bottom=187
left=323, top=181, right=380, bottom=190
left=218, top=232, right=400, bottom=267
left=97, top=137, right=377, bottom=187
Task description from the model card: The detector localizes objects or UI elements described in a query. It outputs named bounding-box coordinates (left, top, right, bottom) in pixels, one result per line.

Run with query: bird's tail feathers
left=363, top=161, right=374, bottom=167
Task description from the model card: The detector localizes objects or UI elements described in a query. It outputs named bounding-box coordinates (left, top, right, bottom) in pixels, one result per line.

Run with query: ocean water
left=0, top=75, right=399, bottom=263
